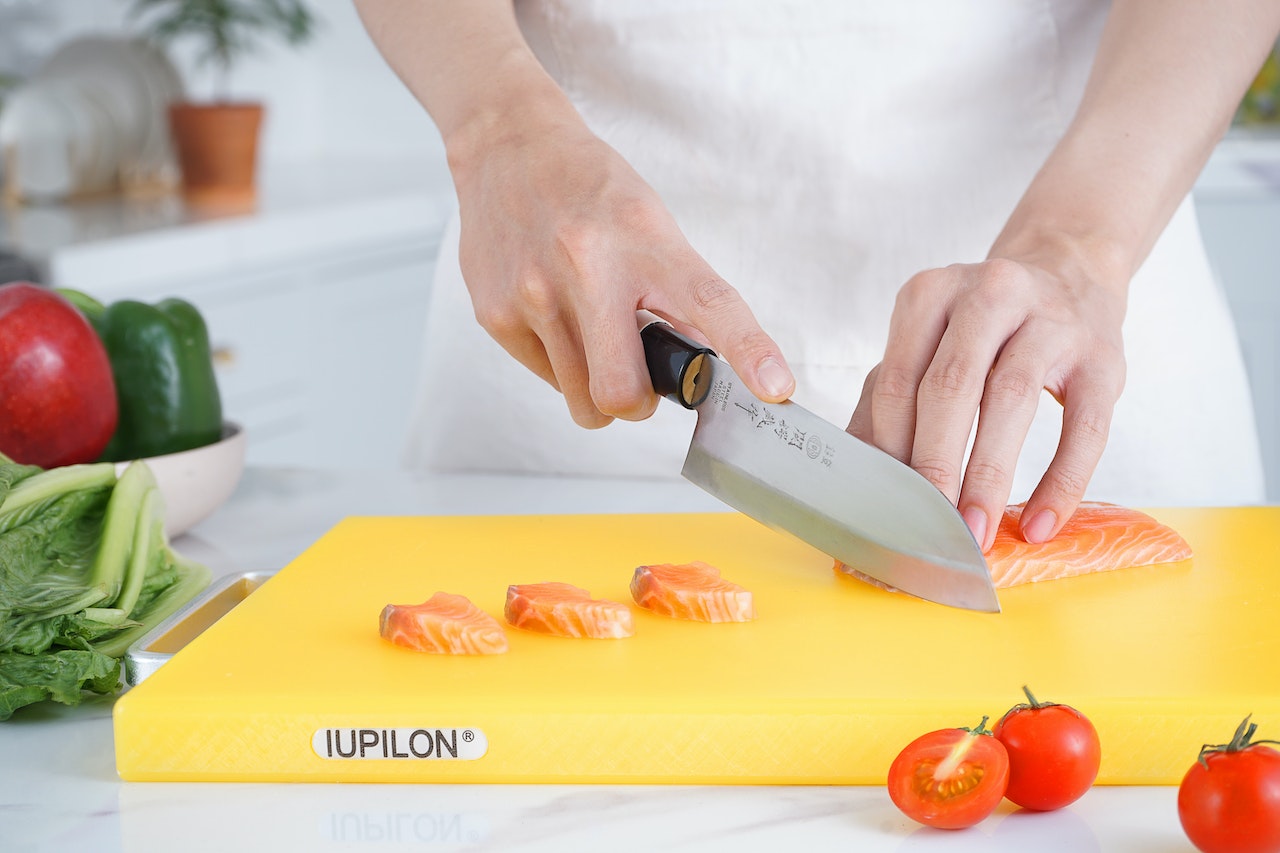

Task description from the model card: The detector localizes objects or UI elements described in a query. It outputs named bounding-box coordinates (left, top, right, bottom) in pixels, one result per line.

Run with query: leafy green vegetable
left=0, top=453, right=210, bottom=720
left=0, top=647, right=121, bottom=719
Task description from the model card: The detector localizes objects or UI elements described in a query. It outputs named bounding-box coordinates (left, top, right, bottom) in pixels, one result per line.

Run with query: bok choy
left=0, top=452, right=210, bottom=719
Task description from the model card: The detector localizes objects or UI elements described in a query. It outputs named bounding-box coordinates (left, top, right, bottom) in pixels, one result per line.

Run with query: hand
left=846, top=257, right=1127, bottom=551
left=449, top=111, right=794, bottom=428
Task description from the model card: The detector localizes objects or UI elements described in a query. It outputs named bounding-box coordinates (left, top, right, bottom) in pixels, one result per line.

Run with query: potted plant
left=129, top=0, right=317, bottom=203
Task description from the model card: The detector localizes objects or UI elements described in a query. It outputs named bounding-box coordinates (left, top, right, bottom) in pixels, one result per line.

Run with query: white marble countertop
left=1, top=466, right=1200, bottom=853
left=0, top=155, right=455, bottom=286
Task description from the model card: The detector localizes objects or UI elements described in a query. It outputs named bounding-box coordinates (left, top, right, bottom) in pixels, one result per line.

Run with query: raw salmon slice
left=983, top=502, right=1192, bottom=588
left=380, top=592, right=509, bottom=655
left=630, top=561, right=756, bottom=622
left=836, top=502, right=1192, bottom=592
left=504, top=582, right=634, bottom=638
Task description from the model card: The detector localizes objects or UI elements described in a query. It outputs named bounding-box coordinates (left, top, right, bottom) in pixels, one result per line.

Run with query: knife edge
left=682, top=444, right=1002, bottom=612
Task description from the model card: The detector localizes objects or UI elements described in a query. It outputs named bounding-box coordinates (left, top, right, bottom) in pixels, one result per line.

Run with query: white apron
left=405, top=0, right=1265, bottom=506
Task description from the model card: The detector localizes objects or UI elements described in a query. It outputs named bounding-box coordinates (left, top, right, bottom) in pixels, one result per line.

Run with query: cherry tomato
left=1178, top=716, right=1280, bottom=853
left=888, top=716, right=1010, bottom=830
left=993, top=685, right=1101, bottom=811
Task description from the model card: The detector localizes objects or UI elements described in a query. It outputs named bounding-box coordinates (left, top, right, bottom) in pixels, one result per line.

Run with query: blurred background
left=0, top=2, right=1277, bottom=501
left=0, top=0, right=445, bottom=175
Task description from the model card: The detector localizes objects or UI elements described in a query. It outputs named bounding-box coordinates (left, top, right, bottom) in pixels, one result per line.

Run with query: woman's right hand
left=446, top=99, right=795, bottom=428
left=355, top=0, right=792, bottom=426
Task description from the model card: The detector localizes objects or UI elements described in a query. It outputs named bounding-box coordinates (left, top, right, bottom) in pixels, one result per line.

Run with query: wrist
left=441, top=50, right=584, bottom=186
left=989, top=219, right=1135, bottom=297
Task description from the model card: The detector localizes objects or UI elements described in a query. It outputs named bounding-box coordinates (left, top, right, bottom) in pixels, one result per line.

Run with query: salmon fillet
left=379, top=592, right=509, bottom=655
left=984, top=502, right=1192, bottom=587
left=836, top=502, right=1193, bottom=592
left=504, top=582, right=635, bottom=638
left=630, top=561, right=756, bottom=622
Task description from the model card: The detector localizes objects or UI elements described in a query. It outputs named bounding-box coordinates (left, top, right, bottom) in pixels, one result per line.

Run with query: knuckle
left=985, top=365, right=1040, bottom=405
left=872, top=364, right=919, bottom=406
left=968, top=259, right=1030, bottom=308
left=612, top=194, right=663, bottom=234
left=911, top=456, right=961, bottom=494
left=921, top=358, right=980, bottom=400
left=895, top=269, right=946, bottom=312
left=1045, top=463, right=1090, bottom=503
left=725, top=329, right=777, bottom=364
left=689, top=277, right=743, bottom=314
left=514, top=274, right=559, bottom=314
left=1070, top=407, right=1112, bottom=447
left=962, top=457, right=1011, bottom=494
left=473, top=298, right=522, bottom=341
left=979, top=256, right=1025, bottom=286
left=552, top=218, right=602, bottom=262
left=590, top=377, right=652, bottom=421
left=565, top=393, right=613, bottom=430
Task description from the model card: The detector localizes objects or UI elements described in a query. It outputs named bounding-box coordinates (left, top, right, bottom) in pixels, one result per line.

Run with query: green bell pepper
left=59, top=289, right=223, bottom=460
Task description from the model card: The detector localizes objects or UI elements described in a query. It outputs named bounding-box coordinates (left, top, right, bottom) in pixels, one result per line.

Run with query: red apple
left=0, top=282, right=118, bottom=468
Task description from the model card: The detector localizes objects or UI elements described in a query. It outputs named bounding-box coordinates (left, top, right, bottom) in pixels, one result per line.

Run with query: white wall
left=0, top=0, right=446, bottom=169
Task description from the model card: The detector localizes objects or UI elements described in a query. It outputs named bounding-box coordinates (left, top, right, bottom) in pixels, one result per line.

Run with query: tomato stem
left=933, top=717, right=994, bottom=784
left=961, top=715, right=995, bottom=737
left=1197, top=714, right=1280, bottom=767
left=1021, top=684, right=1048, bottom=709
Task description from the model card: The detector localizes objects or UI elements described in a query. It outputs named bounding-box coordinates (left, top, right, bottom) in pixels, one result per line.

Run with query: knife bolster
left=640, top=321, right=715, bottom=409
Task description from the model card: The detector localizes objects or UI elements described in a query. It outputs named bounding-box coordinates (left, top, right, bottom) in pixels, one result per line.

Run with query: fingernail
left=756, top=358, right=793, bottom=400
left=1023, top=509, right=1057, bottom=544
left=961, top=506, right=988, bottom=550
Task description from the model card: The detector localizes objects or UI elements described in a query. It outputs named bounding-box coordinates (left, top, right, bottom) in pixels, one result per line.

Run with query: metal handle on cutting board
left=639, top=312, right=715, bottom=409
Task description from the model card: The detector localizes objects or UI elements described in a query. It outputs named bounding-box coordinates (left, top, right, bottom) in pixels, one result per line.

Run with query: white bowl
left=115, top=421, right=247, bottom=538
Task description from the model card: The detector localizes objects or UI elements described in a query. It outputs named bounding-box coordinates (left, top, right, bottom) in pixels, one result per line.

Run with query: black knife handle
left=641, top=320, right=715, bottom=409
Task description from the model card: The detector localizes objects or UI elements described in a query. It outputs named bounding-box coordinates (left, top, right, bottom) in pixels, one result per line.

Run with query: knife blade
left=640, top=316, right=1000, bottom=612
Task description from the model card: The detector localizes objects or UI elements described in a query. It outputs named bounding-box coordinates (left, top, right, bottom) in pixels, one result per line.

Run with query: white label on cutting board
left=312, top=727, right=488, bottom=760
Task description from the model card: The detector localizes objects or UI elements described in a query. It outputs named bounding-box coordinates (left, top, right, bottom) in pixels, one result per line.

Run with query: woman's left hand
left=846, top=255, right=1128, bottom=552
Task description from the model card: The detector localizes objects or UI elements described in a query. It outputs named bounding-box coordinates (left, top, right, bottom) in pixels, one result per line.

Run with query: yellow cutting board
left=114, top=508, right=1280, bottom=784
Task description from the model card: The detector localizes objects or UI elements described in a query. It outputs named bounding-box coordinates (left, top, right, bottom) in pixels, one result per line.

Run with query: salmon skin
left=380, top=592, right=509, bottom=655
left=837, top=502, right=1193, bottom=592
left=630, top=562, right=756, bottom=622
left=505, top=582, right=635, bottom=638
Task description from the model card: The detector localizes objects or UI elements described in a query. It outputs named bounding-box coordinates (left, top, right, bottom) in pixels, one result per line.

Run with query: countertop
left=0, top=156, right=455, bottom=286
left=1, top=466, right=1203, bottom=853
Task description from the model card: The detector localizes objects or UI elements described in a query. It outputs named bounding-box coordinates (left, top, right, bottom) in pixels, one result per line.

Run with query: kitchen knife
left=640, top=315, right=1000, bottom=612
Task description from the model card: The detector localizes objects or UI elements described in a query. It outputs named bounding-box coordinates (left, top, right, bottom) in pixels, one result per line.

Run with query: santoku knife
left=640, top=314, right=1000, bottom=612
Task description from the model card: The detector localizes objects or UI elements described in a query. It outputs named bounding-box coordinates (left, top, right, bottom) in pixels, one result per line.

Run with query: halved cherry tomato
left=888, top=716, right=1010, bottom=830
left=1178, top=716, right=1280, bottom=853
left=993, top=685, right=1101, bottom=811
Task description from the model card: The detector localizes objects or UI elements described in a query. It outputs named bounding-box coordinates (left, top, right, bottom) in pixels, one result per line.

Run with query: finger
left=956, top=335, right=1050, bottom=551
left=845, top=365, right=879, bottom=443
left=870, top=270, right=954, bottom=463
left=533, top=314, right=614, bottom=429
left=482, top=315, right=561, bottom=392
left=1020, top=369, right=1122, bottom=543
left=671, top=270, right=795, bottom=403
left=580, top=307, right=660, bottom=422
left=906, top=282, right=1019, bottom=503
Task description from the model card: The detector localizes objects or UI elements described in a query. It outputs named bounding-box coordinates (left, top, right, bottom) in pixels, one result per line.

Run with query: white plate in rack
left=37, top=35, right=173, bottom=186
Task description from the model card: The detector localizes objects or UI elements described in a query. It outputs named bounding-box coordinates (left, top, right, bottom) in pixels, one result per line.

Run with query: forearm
left=992, top=0, right=1280, bottom=283
left=352, top=0, right=581, bottom=174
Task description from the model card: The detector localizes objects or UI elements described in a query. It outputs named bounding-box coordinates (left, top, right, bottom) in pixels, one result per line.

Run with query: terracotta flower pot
left=168, top=102, right=263, bottom=204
